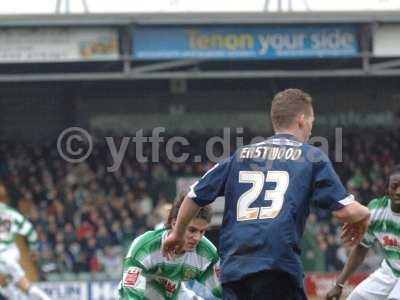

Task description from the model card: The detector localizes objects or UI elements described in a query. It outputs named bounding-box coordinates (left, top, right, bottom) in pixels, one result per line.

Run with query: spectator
left=0, top=128, right=397, bottom=277
left=98, top=246, right=122, bottom=278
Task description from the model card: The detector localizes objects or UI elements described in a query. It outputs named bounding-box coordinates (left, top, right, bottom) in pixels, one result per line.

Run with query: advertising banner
left=133, top=25, right=359, bottom=60
left=0, top=28, right=119, bottom=62
left=30, top=274, right=369, bottom=299
left=373, top=25, right=400, bottom=57
left=304, top=273, right=368, bottom=298
left=90, top=281, right=119, bottom=300
left=37, top=281, right=88, bottom=300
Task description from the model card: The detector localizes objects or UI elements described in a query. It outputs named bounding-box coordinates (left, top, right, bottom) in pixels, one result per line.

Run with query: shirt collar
left=272, top=133, right=301, bottom=142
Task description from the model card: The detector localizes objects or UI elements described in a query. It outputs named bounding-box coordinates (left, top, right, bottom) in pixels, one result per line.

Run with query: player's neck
left=274, top=129, right=304, bottom=142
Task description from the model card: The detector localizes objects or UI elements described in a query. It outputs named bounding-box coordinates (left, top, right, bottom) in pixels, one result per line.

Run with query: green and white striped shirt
left=0, top=203, right=38, bottom=251
left=361, top=196, right=400, bottom=276
left=119, top=229, right=221, bottom=300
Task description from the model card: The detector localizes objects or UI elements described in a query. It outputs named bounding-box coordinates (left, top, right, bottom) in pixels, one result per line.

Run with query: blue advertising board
left=35, top=280, right=215, bottom=300
left=132, top=25, right=359, bottom=60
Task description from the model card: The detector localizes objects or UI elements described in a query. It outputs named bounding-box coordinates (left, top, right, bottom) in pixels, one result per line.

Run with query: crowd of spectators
left=302, top=129, right=399, bottom=273
left=0, top=128, right=397, bottom=279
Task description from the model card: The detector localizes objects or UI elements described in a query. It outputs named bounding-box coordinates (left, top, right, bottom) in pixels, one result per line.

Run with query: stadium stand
left=0, top=128, right=394, bottom=281
left=1, top=10, right=400, bottom=299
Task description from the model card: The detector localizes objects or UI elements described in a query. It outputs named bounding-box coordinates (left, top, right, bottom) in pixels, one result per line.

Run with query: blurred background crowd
left=0, top=128, right=396, bottom=280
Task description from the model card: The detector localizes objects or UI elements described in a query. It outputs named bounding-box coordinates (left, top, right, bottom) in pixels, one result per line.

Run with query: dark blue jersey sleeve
left=188, top=156, right=233, bottom=206
left=311, top=149, right=354, bottom=211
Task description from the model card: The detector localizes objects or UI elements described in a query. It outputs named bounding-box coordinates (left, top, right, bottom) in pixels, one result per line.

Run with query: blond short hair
left=270, top=88, right=313, bottom=130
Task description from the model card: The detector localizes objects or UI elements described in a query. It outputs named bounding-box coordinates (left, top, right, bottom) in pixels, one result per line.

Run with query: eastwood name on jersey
left=240, top=146, right=302, bottom=161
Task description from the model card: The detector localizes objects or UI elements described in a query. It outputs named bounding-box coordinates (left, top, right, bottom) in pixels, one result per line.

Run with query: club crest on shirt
left=182, top=269, right=198, bottom=281
left=123, top=267, right=141, bottom=288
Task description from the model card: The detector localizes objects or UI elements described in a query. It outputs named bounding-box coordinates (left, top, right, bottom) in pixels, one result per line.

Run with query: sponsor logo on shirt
left=158, top=278, right=177, bottom=294
left=214, top=265, right=221, bottom=280
left=383, top=235, right=400, bottom=248
left=123, top=267, right=141, bottom=288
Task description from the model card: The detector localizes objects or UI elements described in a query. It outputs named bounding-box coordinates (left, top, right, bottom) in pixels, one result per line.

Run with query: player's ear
left=171, top=219, right=177, bottom=229
left=297, top=113, right=306, bottom=128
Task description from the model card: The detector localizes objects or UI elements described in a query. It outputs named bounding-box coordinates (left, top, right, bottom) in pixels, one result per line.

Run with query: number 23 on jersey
left=237, top=170, right=289, bottom=221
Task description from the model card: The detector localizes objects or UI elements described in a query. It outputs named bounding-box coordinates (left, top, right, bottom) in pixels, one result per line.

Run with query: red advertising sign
left=305, top=272, right=369, bottom=297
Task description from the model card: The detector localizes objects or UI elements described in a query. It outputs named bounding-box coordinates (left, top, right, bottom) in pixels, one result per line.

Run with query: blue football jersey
left=188, top=134, right=354, bottom=287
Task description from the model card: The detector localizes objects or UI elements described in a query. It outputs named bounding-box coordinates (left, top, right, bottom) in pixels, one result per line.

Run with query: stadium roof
left=0, top=10, right=400, bottom=81
left=0, top=11, right=400, bottom=27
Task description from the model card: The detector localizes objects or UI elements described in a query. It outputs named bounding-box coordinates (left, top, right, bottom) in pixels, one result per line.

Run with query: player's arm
left=327, top=204, right=376, bottom=300
left=333, top=201, right=370, bottom=246
left=331, top=202, right=376, bottom=286
left=16, top=214, right=39, bottom=252
left=163, top=156, right=233, bottom=257
left=336, top=243, right=369, bottom=286
left=326, top=244, right=370, bottom=300
left=119, top=258, right=148, bottom=300
left=173, top=196, right=201, bottom=237
left=196, top=260, right=222, bottom=299
left=163, top=196, right=201, bottom=257
left=332, top=202, right=369, bottom=224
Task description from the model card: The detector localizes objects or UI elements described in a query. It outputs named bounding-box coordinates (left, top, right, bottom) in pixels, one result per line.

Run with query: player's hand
left=341, top=216, right=369, bottom=247
left=162, top=230, right=184, bottom=260
left=326, top=285, right=343, bottom=300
